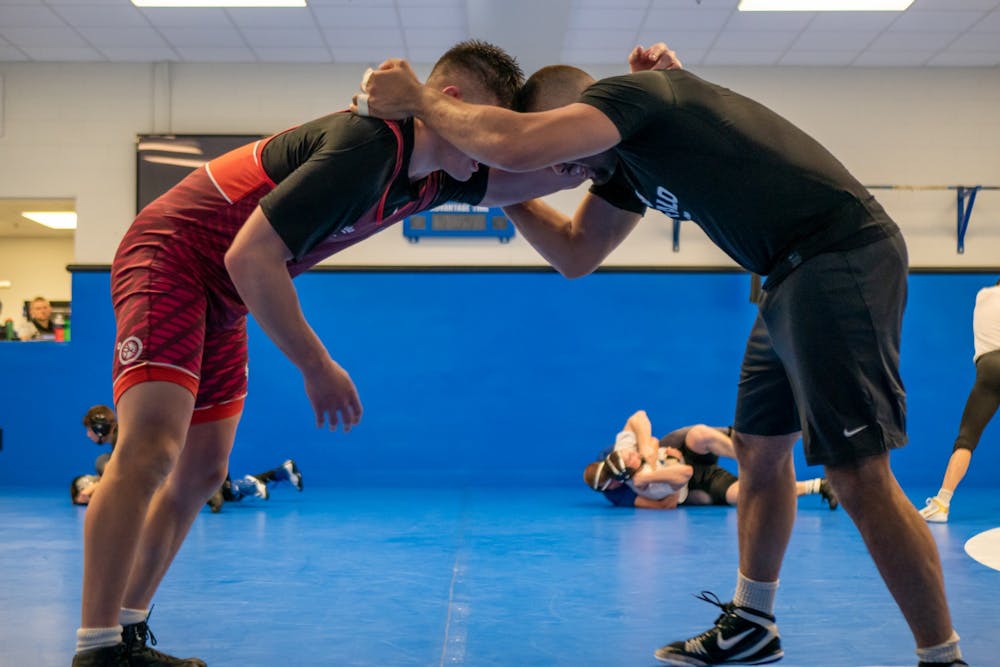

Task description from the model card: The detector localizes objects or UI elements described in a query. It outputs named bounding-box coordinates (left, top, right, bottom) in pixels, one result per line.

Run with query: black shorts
left=734, top=232, right=909, bottom=466
left=680, top=444, right=737, bottom=506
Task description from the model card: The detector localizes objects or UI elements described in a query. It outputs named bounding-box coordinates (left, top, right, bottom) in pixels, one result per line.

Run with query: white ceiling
left=0, top=0, right=998, bottom=69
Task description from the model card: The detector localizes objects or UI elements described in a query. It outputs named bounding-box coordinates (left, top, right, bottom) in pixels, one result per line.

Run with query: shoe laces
left=681, top=591, right=743, bottom=652
left=125, top=607, right=159, bottom=649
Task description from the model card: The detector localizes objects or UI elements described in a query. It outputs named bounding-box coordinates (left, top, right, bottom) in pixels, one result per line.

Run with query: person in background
left=207, top=459, right=304, bottom=512
left=585, top=412, right=837, bottom=511
left=83, top=405, right=118, bottom=476
left=18, top=296, right=55, bottom=340
left=920, top=278, right=1000, bottom=523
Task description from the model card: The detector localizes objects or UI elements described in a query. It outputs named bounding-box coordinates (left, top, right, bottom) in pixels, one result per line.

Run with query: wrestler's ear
left=440, top=85, right=462, bottom=100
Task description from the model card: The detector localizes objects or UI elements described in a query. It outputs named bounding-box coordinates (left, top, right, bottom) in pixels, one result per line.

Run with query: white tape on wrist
left=355, top=93, right=370, bottom=117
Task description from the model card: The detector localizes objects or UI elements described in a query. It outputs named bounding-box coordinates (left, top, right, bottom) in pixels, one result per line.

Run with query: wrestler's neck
left=408, top=118, right=441, bottom=181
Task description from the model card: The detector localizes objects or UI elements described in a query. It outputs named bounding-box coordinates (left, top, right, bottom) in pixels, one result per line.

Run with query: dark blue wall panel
left=0, top=270, right=996, bottom=490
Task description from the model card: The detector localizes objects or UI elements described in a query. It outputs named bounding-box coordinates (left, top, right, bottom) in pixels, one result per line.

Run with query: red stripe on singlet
left=204, top=139, right=276, bottom=204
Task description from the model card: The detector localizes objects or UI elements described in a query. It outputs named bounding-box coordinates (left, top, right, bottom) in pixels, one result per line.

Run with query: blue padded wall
left=0, top=270, right=996, bottom=489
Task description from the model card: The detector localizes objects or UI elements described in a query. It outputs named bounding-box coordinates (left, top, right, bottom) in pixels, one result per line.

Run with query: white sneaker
left=919, top=497, right=949, bottom=523
left=244, top=474, right=269, bottom=500
left=282, top=459, right=303, bottom=492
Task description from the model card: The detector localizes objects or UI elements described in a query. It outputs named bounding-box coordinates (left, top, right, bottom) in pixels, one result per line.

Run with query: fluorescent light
left=21, top=211, right=78, bottom=230
left=739, top=0, right=913, bottom=10
left=133, top=0, right=305, bottom=6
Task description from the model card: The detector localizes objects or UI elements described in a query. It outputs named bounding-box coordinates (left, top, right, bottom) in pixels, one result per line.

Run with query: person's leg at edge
left=825, top=454, right=958, bottom=653
left=122, top=412, right=241, bottom=611
left=733, top=432, right=799, bottom=603
left=78, top=382, right=195, bottom=645
left=924, top=353, right=1000, bottom=521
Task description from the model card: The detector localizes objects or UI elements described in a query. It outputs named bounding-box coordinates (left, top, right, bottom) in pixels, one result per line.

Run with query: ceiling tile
left=779, top=50, right=858, bottom=66
left=574, top=0, right=650, bottom=7
left=643, top=8, right=732, bottom=32
left=853, top=50, right=931, bottom=65
left=636, top=29, right=717, bottom=50
left=0, top=26, right=89, bottom=47
left=949, top=31, right=1000, bottom=49
left=910, top=0, right=1000, bottom=9
left=562, top=47, right=640, bottom=65
left=17, top=46, right=105, bottom=60
left=239, top=27, right=324, bottom=47
left=0, top=6, right=65, bottom=28
left=407, top=45, right=452, bottom=62
left=650, top=0, right=735, bottom=7
left=322, top=27, right=405, bottom=47
left=44, top=0, right=129, bottom=5
left=307, top=0, right=393, bottom=4
left=703, top=50, right=783, bottom=65
left=868, top=31, right=957, bottom=51
left=250, top=47, right=333, bottom=62
left=713, top=30, right=799, bottom=51
left=395, top=0, right=463, bottom=6
left=970, top=10, right=1000, bottom=30
left=725, top=10, right=813, bottom=31
left=138, top=8, right=232, bottom=27
left=808, top=12, right=900, bottom=31
left=403, top=27, right=466, bottom=48
left=0, top=45, right=28, bottom=61
left=398, top=6, right=465, bottom=28
left=227, top=8, right=316, bottom=29
left=927, top=50, right=1000, bottom=65
left=173, top=46, right=255, bottom=61
left=564, top=29, right=637, bottom=51
left=49, top=5, right=150, bottom=28
left=329, top=44, right=396, bottom=62
left=100, top=46, right=179, bottom=61
left=159, top=26, right=246, bottom=48
left=889, top=10, right=984, bottom=31
left=77, top=26, right=169, bottom=48
left=312, top=6, right=400, bottom=29
left=569, top=8, right=646, bottom=31
left=793, top=30, right=879, bottom=50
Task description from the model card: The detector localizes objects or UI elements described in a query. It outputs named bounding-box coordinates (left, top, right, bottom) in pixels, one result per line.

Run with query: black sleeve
left=260, top=115, right=398, bottom=260
left=588, top=163, right=646, bottom=215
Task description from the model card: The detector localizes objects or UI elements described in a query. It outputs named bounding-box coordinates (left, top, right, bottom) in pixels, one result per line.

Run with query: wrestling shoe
left=71, top=643, right=129, bottom=666
left=818, top=479, right=839, bottom=511
left=123, top=618, right=207, bottom=667
left=245, top=474, right=269, bottom=500
left=654, top=591, right=782, bottom=666
left=282, top=459, right=303, bottom=491
left=918, top=661, right=968, bottom=667
left=919, top=497, right=949, bottom=523
left=207, top=489, right=224, bottom=513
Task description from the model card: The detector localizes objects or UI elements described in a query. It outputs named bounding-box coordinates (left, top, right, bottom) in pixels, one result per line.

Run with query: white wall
left=0, top=237, right=73, bottom=324
left=0, top=61, right=998, bottom=269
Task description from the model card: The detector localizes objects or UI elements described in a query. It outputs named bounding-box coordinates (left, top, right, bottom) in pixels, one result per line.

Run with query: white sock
left=75, top=625, right=123, bottom=653
left=119, top=607, right=148, bottom=626
left=936, top=488, right=954, bottom=505
left=916, top=630, right=962, bottom=664
left=733, top=570, right=778, bottom=615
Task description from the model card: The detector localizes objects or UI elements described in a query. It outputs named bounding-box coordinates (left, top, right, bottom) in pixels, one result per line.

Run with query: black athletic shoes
left=918, top=661, right=968, bottom=667
left=818, top=479, right=839, bottom=511
left=122, top=619, right=207, bottom=667
left=71, top=643, right=129, bottom=667
left=654, top=591, right=783, bottom=666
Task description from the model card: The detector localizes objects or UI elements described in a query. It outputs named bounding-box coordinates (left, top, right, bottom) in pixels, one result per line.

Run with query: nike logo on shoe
left=843, top=425, right=868, bottom=437
left=716, top=628, right=755, bottom=650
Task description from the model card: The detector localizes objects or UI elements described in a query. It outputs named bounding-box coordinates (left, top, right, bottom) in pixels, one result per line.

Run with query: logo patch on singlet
left=117, top=336, right=143, bottom=365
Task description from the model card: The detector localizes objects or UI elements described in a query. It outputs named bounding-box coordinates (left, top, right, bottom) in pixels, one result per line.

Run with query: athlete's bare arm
left=225, top=206, right=362, bottom=432
left=502, top=193, right=641, bottom=278
left=355, top=60, right=620, bottom=173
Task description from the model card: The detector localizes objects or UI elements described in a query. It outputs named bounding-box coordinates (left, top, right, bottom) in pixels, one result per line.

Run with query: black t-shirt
left=259, top=114, right=489, bottom=261
left=582, top=70, right=895, bottom=276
